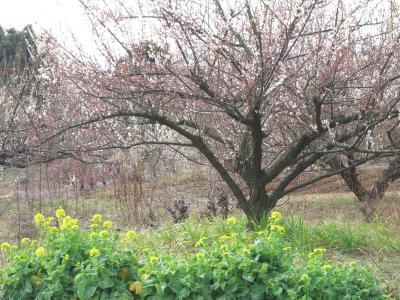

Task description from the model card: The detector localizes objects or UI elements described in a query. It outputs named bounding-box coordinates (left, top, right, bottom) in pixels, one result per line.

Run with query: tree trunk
left=327, top=155, right=400, bottom=222
left=247, top=184, right=275, bottom=220
left=359, top=194, right=381, bottom=222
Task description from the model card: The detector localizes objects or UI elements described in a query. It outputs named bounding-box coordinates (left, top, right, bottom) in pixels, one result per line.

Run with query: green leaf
left=24, top=280, right=33, bottom=293
left=83, top=285, right=97, bottom=299
left=98, top=276, right=114, bottom=289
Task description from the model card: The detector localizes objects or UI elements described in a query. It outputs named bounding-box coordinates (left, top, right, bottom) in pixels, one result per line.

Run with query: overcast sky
left=0, top=0, right=91, bottom=44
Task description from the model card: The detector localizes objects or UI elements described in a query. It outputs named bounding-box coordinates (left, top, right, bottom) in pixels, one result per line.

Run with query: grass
left=284, top=216, right=400, bottom=255
left=132, top=215, right=240, bottom=254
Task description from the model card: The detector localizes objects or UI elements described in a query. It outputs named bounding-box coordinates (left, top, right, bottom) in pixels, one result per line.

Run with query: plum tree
left=5, top=0, right=400, bottom=220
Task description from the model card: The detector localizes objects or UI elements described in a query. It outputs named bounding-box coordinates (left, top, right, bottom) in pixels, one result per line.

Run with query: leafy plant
left=0, top=210, right=384, bottom=299
left=0, top=210, right=140, bottom=299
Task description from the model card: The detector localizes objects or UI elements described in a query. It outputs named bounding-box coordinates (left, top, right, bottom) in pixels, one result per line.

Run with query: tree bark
left=327, top=155, right=400, bottom=222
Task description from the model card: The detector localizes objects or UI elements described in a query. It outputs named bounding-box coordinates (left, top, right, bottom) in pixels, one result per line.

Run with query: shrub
left=140, top=214, right=383, bottom=299
left=0, top=210, right=140, bottom=299
left=0, top=211, right=384, bottom=299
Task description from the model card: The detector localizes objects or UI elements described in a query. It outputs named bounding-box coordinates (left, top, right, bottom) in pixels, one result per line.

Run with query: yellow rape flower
left=196, top=252, right=205, bottom=259
left=219, top=235, right=230, bottom=242
left=242, top=248, right=251, bottom=254
left=34, top=213, right=46, bottom=227
left=21, top=238, right=30, bottom=245
left=270, top=224, right=285, bottom=235
left=220, top=244, right=228, bottom=251
left=299, top=274, right=309, bottom=282
left=89, top=248, right=100, bottom=257
left=89, top=232, right=98, bottom=239
left=119, top=267, right=130, bottom=280
left=91, top=214, right=103, bottom=224
left=270, top=211, right=282, bottom=222
left=308, top=247, right=326, bottom=258
left=126, top=230, right=137, bottom=239
left=47, top=226, right=59, bottom=234
left=55, top=208, right=66, bottom=220
left=0, top=242, right=12, bottom=252
left=195, top=237, right=206, bottom=248
left=99, top=230, right=108, bottom=238
left=226, top=217, right=237, bottom=224
left=35, top=247, right=46, bottom=258
left=322, top=264, right=332, bottom=271
left=313, top=247, right=326, bottom=254
left=103, top=220, right=113, bottom=229
left=149, top=256, right=159, bottom=263
left=129, top=281, right=142, bottom=294
left=60, top=216, right=79, bottom=230
left=142, top=274, right=150, bottom=281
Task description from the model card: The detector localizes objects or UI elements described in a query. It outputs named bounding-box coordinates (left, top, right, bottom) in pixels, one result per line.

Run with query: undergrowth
left=0, top=210, right=387, bottom=299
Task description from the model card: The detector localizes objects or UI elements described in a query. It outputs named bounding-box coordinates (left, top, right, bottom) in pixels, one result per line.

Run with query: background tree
left=0, top=25, right=36, bottom=81
left=0, top=25, right=57, bottom=168
left=17, top=0, right=400, bottom=220
left=325, top=149, right=400, bottom=222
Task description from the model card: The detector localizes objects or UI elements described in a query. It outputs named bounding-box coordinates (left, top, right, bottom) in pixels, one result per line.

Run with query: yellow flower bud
left=149, top=256, right=159, bottom=263
left=270, top=211, right=282, bottom=221
left=34, top=213, right=45, bottom=227
left=126, top=230, right=137, bottom=239
left=55, top=208, right=66, bottom=220
left=195, top=252, right=205, bottom=259
left=226, top=217, right=237, bottom=224
left=91, top=214, right=103, bottom=224
left=103, top=220, right=113, bottom=230
left=0, top=242, right=12, bottom=252
left=129, top=281, right=141, bottom=294
left=89, top=248, right=100, bottom=257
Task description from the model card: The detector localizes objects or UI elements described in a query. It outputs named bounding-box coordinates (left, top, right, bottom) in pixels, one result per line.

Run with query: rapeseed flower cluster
left=99, top=230, right=108, bottom=238
left=60, top=216, right=79, bottom=231
left=270, top=224, right=285, bottom=235
left=103, top=220, right=113, bottom=230
left=91, top=214, right=103, bottom=229
left=89, top=248, right=100, bottom=257
left=242, top=248, right=251, bottom=254
left=195, top=236, right=206, bottom=247
left=35, top=247, right=46, bottom=258
left=91, top=214, right=103, bottom=224
left=308, top=247, right=326, bottom=258
left=270, top=211, right=282, bottom=222
left=55, top=208, right=66, bottom=220
left=196, top=252, right=205, bottom=259
left=299, top=273, right=309, bottom=282
left=322, top=264, right=332, bottom=271
left=226, top=217, right=237, bottom=224
left=126, top=230, right=137, bottom=239
left=0, top=242, right=13, bottom=252
left=21, top=238, right=30, bottom=246
left=34, top=213, right=53, bottom=228
left=150, top=256, right=159, bottom=263
left=34, top=213, right=45, bottom=227
left=129, top=281, right=142, bottom=294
